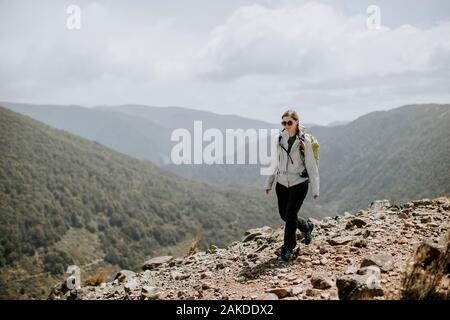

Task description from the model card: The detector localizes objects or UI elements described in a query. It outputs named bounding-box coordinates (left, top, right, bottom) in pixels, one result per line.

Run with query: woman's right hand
left=265, top=188, right=271, bottom=195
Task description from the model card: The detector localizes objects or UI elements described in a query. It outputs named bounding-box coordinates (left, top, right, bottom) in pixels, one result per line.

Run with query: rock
left=328, top=236, right=353, bottom=246
left=285, top=274, right=298, bottom=282
left=398, top=212, right=409, bottom=219
left=292, top=286, right=303, bottom=296
left=400, top=234, right=449, bottom=299
left=374, top=212, right=386, bottom=220
left=124, top=279, right=139, bottom=293
left=360, top=253, right=394, bottom=272
left=310, top=273, right=333, bottom=290
left=345, top=218, right=367, bottom=229
left=321, top=292, right=330, bottom=299
left=352, top=239, right=368, bottom=248
left=48, top=281, right=70, bottom=300
left=357, top=266, right=381, bottom=278
left=369, top=200, right=391, bottom=211
left=412, top=199, right=432, bottom=206
left=320, top=258, right=328, bottom=265
left=171, top=271, right=191, bottom=280
left=267, top=288, right=292, bottom=298
left=243, top=227, right=273, bottom=242
left=420, top=216, right=432, bottom=224
left=362, top=230, right=372, bottom=238
left=141, top=286, right=160, bottom=300
left=405, top=202, right=415, bottom=209
left=243, top=233, right=259, bottom=242
left=168, top=258, right=184, bottom=267
left=345, top=266, right=358, bottom=275
left=255, top=243, right=269, bottom=252
left=114, top=270, right=136, bottom=283
left=319, top=246, right=328, bottom=254
left=200, top=271, right=213, bottom=279
left=305, top=288, right=321, bottom=297
left=201, top=283, right=211, bottom=290
left=142, top=256, right=173, bottom=270
left=216, top=259, right=233, bottom=269
left=258, top=293, right=279, bottom=300
left=207, top=245, right=218, bottom=254
left=297, top=256, right=311, bottom=263
left=336, top=274, right=384, bottom=300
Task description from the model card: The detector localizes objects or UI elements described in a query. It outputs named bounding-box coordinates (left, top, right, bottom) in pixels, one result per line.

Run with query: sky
left=0, top=0, right=449, bottom=125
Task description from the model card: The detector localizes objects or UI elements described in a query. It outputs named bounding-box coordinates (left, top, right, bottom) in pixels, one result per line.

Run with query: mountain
left=0, top=106, right=326, bottom=299
left=0, top=101, right=173, bottom=166
left=49, top=196, right=450, bottom=300
left=0, top=101, right=282, bottom=188
left=327, top=120, right=350, bottom=127
left=2, top=102, right=449, bottom=214
left=95, top=104, right=280, bottom=131
left=163, top=103, right=450, bottom=213
left=314, top=104, right=450, bottom=212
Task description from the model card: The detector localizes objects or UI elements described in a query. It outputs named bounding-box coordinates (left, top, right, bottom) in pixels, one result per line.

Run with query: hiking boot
left=277, top=246, right=293, bottom=262
left=303, top=220, right=314, bottom=245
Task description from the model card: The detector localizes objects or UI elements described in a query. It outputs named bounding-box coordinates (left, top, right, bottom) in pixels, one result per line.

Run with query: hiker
left=264, top=109, right=319, bottom=262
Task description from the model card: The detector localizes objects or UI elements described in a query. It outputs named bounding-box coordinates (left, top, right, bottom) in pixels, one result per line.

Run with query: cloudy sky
left=1, top=0, right=449, bottom=125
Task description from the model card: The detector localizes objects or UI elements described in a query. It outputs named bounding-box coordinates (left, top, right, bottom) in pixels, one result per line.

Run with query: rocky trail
left=50, top=197, right=449, bottom=300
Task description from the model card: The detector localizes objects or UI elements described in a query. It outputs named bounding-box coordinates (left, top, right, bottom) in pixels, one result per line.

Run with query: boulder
left=336, top=272, right=384, bottom=300
left=114, top=270, right=136, bottom=283
left=328, top=236, right=353, bottom=246
left=142, top=256, right=173, bottom=270
left=244, top=226, right=273, bottom=241
left=369, top=200, right=391, bottom=211
left=400, top=233, right=449, bottom=300
left=266, top=288, right=292, bottom=298
left=412, top=199, right=432, bottom=206
left=141, top=286, right=160, bottom=300
left=311, top=273, right=333, bottom=290
left=360, top=253, right=394, bottom=272
left=345, top=218, right=367, bottom=229
left=257, top=293, right=279, bottom=300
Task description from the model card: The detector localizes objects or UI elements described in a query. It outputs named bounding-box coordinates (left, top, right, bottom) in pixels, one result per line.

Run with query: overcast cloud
left=0, top=0, right=449, bottom=125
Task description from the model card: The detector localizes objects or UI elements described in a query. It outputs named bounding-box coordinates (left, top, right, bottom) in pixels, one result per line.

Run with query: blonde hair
left=281, top=109, right=305, bottom=132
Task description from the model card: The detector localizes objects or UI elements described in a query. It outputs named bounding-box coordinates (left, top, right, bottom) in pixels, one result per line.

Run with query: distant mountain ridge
left=2, top=101, right=449, bottom=213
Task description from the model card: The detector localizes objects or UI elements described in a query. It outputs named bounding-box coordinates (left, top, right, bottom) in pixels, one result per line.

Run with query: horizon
left=2, top=100, right=448, bottom=127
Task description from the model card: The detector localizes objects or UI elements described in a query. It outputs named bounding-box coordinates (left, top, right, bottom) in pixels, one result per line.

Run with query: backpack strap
left=278, top=129, right=294, bottom=164
left=298, top=132, right=309, bottom=178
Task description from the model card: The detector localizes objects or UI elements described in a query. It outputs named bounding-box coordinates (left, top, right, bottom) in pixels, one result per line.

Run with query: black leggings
left=275, top=181, right=309, bottom=251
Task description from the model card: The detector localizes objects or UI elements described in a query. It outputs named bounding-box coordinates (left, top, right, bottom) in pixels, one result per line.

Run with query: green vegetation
left=0, top=106, right=280, bottom=276
left=313, top=104, right=450, bottom=212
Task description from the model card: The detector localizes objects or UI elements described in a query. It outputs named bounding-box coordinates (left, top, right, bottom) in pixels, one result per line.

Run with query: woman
left=264, top=109, right=319, bottom=262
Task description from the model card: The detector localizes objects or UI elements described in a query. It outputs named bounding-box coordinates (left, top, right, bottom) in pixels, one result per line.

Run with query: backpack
left=278, top=129, right=320, bottom=177
left=301, top=133, right=320, bottom=168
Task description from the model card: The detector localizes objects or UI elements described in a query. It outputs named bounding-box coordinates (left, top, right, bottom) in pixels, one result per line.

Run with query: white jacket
left=264, top=129, right=319, bottom=196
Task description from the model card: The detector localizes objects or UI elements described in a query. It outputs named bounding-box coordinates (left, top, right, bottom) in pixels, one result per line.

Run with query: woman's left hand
left=313, top=194, right=319, bottom=200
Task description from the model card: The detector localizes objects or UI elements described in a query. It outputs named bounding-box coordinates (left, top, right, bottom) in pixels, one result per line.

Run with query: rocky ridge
left=49, top=197, right=449, bottom=300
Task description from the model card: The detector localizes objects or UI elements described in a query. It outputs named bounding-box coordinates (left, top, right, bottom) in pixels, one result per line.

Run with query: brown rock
left=142, top=256, right=173, bottom=270
left=266, top=288, right=292, bottom=298
left=311, top=273, right=334, bottom=290
left=360, top=253, right=394, bottom=272
left=328, top=236, right=353, bottom=246
left=336, top=274, right=384, bottom=300
left=345, top=218, right=368, bottom=229
left=398, top=212, right=409, bottom=219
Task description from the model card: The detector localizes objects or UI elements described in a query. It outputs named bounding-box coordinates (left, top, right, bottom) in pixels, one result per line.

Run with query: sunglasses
left=281, top=120, right=296, bottom=126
